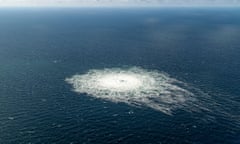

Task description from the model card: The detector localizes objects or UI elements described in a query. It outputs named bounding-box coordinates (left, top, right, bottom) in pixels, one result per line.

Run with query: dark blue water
left=0, top=8, right=240, bottom=144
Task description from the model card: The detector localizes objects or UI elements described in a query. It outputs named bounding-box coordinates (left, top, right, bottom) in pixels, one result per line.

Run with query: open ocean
left=0, top=8, right=240, bottom=144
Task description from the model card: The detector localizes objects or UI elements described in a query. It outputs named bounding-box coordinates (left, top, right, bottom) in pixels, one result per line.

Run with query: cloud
left=0, top=0, right=240, bottom=6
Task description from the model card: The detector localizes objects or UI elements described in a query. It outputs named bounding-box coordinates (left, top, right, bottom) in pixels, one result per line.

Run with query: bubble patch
left=65, top=67, right=200, bottom=115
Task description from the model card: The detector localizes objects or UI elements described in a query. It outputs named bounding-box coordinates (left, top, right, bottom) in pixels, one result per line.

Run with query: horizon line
left=0, top=5, right=240, bottom=8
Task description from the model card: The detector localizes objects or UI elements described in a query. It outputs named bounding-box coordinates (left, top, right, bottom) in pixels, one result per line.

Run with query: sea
left=0, top=7, right=239, bottom=144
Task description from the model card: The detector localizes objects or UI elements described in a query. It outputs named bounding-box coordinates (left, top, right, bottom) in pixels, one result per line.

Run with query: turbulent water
left=0, top=8, right=240, bottom=144
left=66, top=67, right=197, bottom=114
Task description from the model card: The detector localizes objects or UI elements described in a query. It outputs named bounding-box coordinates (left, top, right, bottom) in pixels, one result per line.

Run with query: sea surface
left=0, top=8, right=240, bottom=144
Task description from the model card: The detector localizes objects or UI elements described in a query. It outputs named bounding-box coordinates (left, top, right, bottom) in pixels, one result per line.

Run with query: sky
left=0, top=0, right=240, bottom=7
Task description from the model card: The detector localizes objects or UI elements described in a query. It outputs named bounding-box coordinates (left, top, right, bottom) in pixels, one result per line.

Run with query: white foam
left=66, top=67, right=196, bottom=115
left=97, top=73, right=142, bottom=91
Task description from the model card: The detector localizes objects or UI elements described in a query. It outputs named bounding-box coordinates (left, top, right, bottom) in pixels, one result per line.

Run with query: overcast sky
left=0, top=0, right=240, bottom=7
